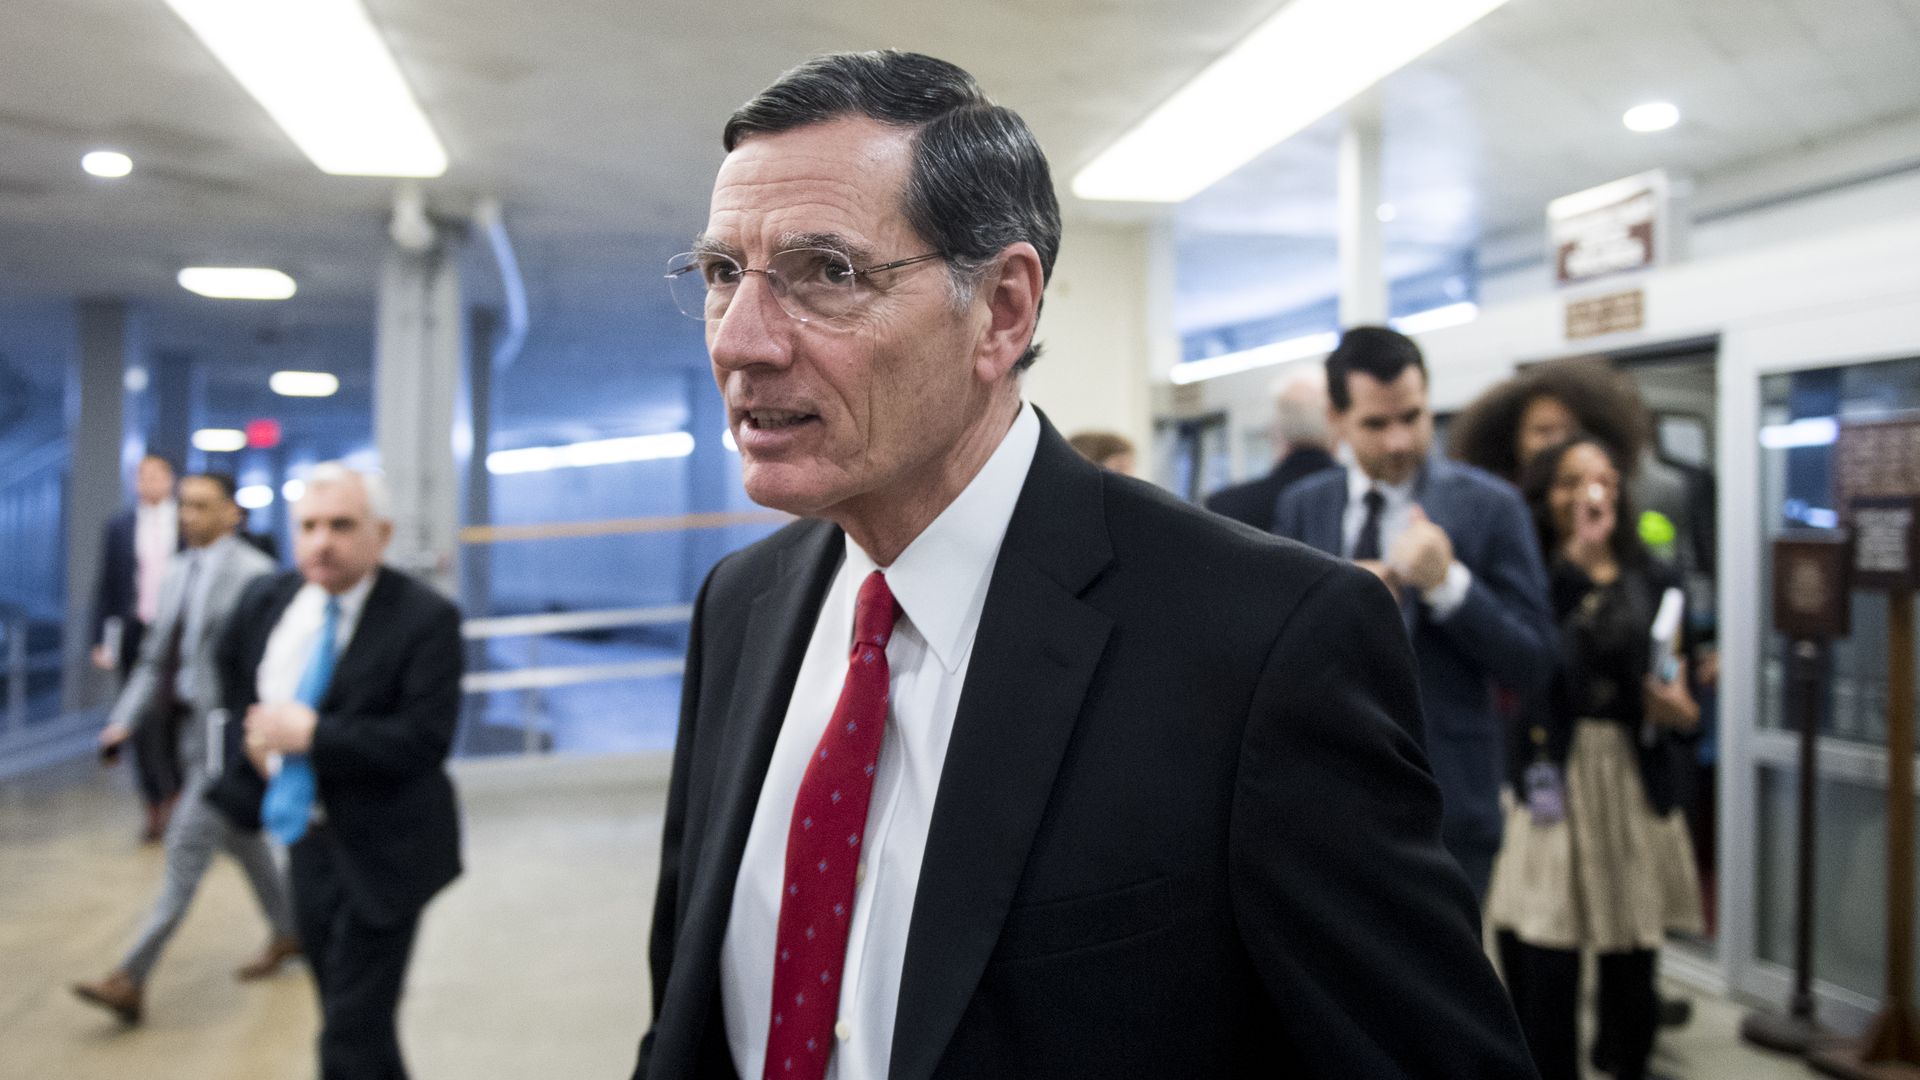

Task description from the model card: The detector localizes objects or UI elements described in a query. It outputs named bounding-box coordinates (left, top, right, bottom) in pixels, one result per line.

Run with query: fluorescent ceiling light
left=487, top=432, right=696, bottom=476
left=282, top=478, right=308, bottom=503
left=235, top=484, right=275, bottom=510
left=270, top=370, right=340, bottom=397
left=1758, top=417, right=1838, bottom=449
left=162, top=0, right=448, bottom=177
left=82, top=151, right=133, bottom=178
left=192, top=428, right=248, bottom=453
left=1622, top=102, right=1680, bottom=133
left=179, top=267, right=297, bottom=300
left=1389, top=301, right=1479, bottom=335
left=1073, top=0, right=1513, bottom=202
left=1169, top=331, right=1339, bottom=386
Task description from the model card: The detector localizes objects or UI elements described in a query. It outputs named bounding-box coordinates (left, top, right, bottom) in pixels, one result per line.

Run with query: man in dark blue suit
left=1275, top=327, right=1554, bottom=899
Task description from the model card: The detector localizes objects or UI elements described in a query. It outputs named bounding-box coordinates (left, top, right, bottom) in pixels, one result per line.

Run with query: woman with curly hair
left=1484, top=435, right=1704, bottom=1080
left=1449, top=358, right=1648, bottom=483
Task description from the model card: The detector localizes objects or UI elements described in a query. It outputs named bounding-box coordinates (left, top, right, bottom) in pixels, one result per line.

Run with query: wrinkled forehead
left=701, top=119, right=918, bottom=261
left=295, top=479, right=372, bottom=524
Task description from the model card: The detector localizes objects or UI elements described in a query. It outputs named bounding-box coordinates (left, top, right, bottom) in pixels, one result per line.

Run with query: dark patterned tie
left=761, top=571, right=899, bottom=1080
left=1352, top=488, right=1387, bottom=561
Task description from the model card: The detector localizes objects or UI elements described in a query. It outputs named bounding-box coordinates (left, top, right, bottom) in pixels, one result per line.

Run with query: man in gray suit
left=73, top=472, right=299, bottom=1024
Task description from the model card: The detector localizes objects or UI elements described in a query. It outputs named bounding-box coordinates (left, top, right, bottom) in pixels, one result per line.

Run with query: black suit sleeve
left=634, top=566, right=717, bottom=1080
left=308, top=601, right=463, bottom=783
left=1231, top=563, right=1537, bottom=1079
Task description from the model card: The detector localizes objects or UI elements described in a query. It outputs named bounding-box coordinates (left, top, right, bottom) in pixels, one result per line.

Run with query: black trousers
left=291, top=827, right=421, bottom=1080
left=1499, top=932, right=1657, bottom=1080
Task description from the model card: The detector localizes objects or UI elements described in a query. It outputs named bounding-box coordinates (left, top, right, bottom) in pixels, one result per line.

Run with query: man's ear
left=973, top=242, right=1045, bottom=384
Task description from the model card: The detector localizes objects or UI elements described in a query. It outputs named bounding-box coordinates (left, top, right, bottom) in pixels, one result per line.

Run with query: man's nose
left=708, top=274, right=793, bottom=373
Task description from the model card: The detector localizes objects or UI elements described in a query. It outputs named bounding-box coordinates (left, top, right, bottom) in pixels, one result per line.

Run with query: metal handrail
left=462, top=604, right=693, bottom=640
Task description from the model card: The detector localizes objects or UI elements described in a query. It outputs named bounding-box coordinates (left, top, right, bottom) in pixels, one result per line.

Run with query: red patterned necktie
left=762, top=571, right=899, bottom=1079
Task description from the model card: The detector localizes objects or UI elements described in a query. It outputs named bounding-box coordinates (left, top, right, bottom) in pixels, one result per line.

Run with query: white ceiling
left=1, top=0, right=1916, bottom=400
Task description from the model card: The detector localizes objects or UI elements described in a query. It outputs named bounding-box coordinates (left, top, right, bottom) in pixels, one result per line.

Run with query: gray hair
left=723, top=51, right=1062, bottom=373
left=300, top=462, right=393, bottom=523
left=1270, top=367, right=1330, bottom=449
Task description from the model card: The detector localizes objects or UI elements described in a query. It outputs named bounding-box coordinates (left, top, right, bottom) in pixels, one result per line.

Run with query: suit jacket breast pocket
left=992, top=875, right=1172, bottom=964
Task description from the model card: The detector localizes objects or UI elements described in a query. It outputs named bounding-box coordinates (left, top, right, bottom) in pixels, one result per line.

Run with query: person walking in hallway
left=73, top=471, right=295, bottom=1024
left=91, top=451, right=185, bottom=842
left=1206, top=366, right=1338, bottom=531
left=206, top=464, right=463, bottom=1080
left=1274, top=326, right=1557, bottom=900
left=635, top=50, right=1535, bottom=1080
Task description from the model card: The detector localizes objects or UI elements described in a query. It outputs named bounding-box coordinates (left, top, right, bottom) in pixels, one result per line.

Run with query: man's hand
left=98, top=722, right=130, bottom=764
left=246, top=702, right=319, bottom=756
left=1389, top=506, right=1454, bottom=592
left=91, top=645, right=115, bottom=672
left=1354, top=560, right=1403, bottom=603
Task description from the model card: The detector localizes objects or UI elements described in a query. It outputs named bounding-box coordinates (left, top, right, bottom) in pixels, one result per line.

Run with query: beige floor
left=2, top=751, right=1820, bottom=1079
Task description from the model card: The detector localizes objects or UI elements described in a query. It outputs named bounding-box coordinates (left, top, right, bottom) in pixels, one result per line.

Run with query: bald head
left=1270, top=367, right=1330, bottom=454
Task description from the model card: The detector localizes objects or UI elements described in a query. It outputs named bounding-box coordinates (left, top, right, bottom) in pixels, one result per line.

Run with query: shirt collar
left=301, top=566, right=379, bottom=625
left=843, top=401, right=1040, bottom=673
left=1346, top=461, right=1416, bottom=505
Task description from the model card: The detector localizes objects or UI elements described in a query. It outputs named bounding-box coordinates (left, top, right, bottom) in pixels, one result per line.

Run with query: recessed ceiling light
left=178, top=267, right=297, bottom=300
left=235, top=484, right=275, bottom=510
left=1622, top=102, right=1680, bottom=133
left=270, top=370, right=339, bottom=397
left=1073, top=0, right=1514, bottom=202
left=82, top=151, right=133, bottom=178
left=162, top=0, right=447, bottom=177
left=192, top=428, right=248, bottom=453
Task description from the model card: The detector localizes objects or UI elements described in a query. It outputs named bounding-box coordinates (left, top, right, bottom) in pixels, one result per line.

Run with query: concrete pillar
left=1337, top=99, right=1388, bottom=327
left=1023, top=221, right=1178, bottom=464
left=460, top=306, right=497, bottom=618
left=62, top=299, right=135, bottom=711
left=373, top=244, right=463, bottom=597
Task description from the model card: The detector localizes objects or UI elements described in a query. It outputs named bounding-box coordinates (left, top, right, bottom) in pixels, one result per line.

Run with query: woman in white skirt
left=1486, top=436, right=1703, bottom=1080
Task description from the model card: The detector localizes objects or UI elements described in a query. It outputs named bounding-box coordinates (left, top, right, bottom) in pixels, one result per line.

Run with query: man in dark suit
left=207, top=463, right=462, bottom=1080
left=635, top=51, right=1534, bottom=1080
left=1206, top=366, right=1337, bottom=531
left=1274, top=327, right=1556, bottom=899
left=91, top=452, right=183, bottom=841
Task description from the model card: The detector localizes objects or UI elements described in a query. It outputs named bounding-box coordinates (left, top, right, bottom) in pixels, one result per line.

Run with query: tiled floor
left=1, top=751, right=1828, bottom=1079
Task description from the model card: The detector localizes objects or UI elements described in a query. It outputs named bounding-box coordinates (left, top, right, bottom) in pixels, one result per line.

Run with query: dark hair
left=1519, top=435, right=1643, bottom=566
left=1449, top=357, right=1648, bottom=482
left=724, top=51, right=1062, bottom=372
left=1324, top=326, right=1426, bottom=412
left=182, top=471, right=238, bottom=504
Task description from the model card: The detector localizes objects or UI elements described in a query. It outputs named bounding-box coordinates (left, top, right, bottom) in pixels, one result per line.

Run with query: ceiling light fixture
left=1169, top=331, right=1340, bottom=386
left=192, top=428, right=248, bottom=453
left=235, top=484, right=275, bottom=510
left=1072, top=0, right=1513, bottom=202
left=162, top=0, right=448, bottom=177
left=178, top=267, right=297, bottom=300
left=487, top=432, right=696, bottom=476
left=82, top=151, right=133, bottom=178
left=1622, top=102, right=1680, bottom=133
left=270, top=370, right=340, bottom=397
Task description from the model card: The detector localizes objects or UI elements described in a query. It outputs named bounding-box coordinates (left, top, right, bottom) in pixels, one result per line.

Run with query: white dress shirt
left=134, top=500, right=178, bottom=625
left=1341, top=462, right=1472, bottom=619
left=256, top=570, right=377, bottom=784
left=720, top=402, right=1041, bottom=1080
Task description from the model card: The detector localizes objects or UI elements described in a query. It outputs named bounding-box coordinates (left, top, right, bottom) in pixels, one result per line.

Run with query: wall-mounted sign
left=1851, top=496, right=1919, bottom=591
left=1772, top=533, right=1854, bottom=639
left=1835, top=415, right=1920, bottom=510
left=1565, top=289, right=1645, bottom=340
left=1548, top=170, right=1669, bottom=286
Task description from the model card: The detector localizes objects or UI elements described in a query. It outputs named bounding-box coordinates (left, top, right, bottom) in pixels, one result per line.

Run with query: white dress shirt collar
left=843, top=401, right=1040, bottom=674
left=1346, top=460, right=1416, bottom=507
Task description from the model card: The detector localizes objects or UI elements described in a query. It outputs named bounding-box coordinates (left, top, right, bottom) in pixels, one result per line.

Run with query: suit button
left=835, top=1021, right=851, bottom=1041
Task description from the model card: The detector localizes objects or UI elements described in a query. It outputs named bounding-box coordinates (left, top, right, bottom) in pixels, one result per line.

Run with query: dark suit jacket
left=1203, top=445, right=1338, bottom=533
left=637, top=419, right=1535, bottom=1080
left=1273, top=456, right=1555, bottom=856
left=207, top=567, right=464, bottom=924
left=91, top=506, right=182, bottom=645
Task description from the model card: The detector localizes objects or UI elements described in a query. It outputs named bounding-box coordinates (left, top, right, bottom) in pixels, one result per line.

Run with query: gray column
left=373, top=244, right=463, bottom=597
left=1337, top=99, right=1388, bottom=327
left=461, top=306, right=498, bottom=618
left=62, top=299, right=134, bottom=711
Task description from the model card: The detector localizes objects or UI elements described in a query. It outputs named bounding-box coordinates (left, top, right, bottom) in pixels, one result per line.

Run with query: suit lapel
left=318, top=567, right=400, bottom=712
left=889, top=416, right=1115, bottom=1080
left=672, top=521, right=844, bottom=1041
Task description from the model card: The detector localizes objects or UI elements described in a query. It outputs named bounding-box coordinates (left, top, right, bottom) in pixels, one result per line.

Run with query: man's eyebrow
left=777, top=231, right=875, bottom=264
left=689, top=235, right=741, bottom=259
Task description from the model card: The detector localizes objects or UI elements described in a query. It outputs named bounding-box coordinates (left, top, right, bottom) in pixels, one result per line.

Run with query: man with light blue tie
left=206, top=463, right=464, bottom=1080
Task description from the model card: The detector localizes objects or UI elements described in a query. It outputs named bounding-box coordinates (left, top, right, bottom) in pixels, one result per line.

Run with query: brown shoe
left=234, top=934, right=302, bottom=981
left=72, top=971, right=143, bottom=1024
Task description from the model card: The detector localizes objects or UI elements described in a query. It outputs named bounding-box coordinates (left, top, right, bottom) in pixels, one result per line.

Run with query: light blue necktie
left=262, top=596, right=339, bottom=845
